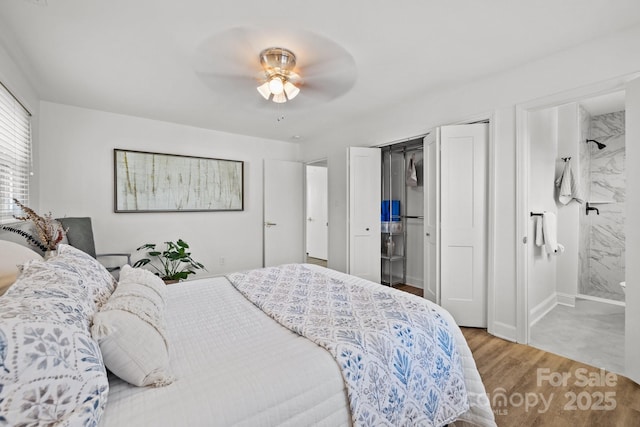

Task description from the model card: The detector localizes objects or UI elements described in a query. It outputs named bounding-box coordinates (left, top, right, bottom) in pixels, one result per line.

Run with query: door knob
left=426, top=232, right=430, bottom=236
left=308, top=217, right=313, bottom=222
left=265, top=222, right=277, bottom=227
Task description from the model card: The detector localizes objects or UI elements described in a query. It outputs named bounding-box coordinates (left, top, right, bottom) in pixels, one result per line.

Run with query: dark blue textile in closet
left=381, top=200, right=400, bottom=222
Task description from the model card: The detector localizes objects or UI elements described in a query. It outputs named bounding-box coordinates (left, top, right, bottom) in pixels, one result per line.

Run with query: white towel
left=535, top=216, right=544, bottom=247
left=542, top=212, right=559, bottom=254
left=555, top=160, right=584, bottom=205
left=406, top=154, right=418, bottom=187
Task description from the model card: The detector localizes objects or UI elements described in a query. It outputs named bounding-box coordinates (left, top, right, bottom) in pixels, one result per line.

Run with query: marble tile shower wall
left=578, top=106, right=591, bottom=297
left=580, top=111, right=626, bottom=301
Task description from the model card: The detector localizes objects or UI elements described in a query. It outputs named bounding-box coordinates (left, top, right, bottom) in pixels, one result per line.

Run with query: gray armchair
left=57, top=217, right=131, bottom=273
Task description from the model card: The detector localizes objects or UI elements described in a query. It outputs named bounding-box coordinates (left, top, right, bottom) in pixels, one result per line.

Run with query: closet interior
left=380, top=138, right=424, bottom=288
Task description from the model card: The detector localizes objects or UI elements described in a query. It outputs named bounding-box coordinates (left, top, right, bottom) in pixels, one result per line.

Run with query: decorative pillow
left=51, top=243, right=117, bottom=308
left=0, top=240, right=43, bottom=295
left=91, top=265, right=173, bottom=387
left=118, top=264, right=166, bottom=304
left=5, top=259, right=100, bottom=330
left=0, top=259, right=109, bottom=426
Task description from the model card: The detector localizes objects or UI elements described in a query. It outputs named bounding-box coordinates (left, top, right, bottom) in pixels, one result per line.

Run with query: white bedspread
left=100, top=266, right=495, bottom=427
left=228, top=264, right=469, bottom=426
left=99, top=275, right=351, bottom=427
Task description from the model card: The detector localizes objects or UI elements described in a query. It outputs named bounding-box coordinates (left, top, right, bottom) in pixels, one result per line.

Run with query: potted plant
left=0, top=198, right=66, bottom=257
left=133, top=239, right=205, bottom=283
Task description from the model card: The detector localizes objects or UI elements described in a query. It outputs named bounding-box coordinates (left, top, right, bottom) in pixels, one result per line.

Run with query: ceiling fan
left=256, top=47, right=301, bottom=103
left=193, top=27, right=357, bottom=107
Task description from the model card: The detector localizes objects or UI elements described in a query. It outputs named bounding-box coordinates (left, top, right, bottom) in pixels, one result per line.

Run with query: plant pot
left=44, top=249, right=58, bottom=260
left=163, top=279, right=179, bottom=285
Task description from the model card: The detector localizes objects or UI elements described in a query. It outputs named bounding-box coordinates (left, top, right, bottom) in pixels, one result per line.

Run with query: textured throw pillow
left=0, top=258, right=109, bottom=426
left=91, top=265, right=173, bottom=387
left=0, top=240, right=43, bottom=295
left=117, top=264, right=166, bottom=304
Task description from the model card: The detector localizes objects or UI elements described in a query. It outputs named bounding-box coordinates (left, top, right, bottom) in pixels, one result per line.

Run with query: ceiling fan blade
left=196, top=72, right=255, bottom=87
left=193, top=26, right=358, bottom=109
left=193, top=27, right=262, bottom=77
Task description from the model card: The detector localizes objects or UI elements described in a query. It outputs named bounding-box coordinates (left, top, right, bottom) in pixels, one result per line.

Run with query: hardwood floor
left=393, top=284, right=640, bottom=426
left=393, top=283, right=423, bottom=296
left=305, top=256, right=327, bottom=267
left=463, top=328, right=640, bottom=426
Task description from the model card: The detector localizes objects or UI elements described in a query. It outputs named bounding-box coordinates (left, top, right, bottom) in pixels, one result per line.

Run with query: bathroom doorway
left=516, top=74, right=638, bottom=376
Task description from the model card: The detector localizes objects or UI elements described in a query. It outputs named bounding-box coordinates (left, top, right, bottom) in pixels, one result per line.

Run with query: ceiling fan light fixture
left=257, top=47, right=301, bottom=103
left=257, top=81, right=271, bottom=100
left=268, top=76, right=284, bottom=95
left=272, top=92, right=287, bottom=103
left=283, top=81, right=300, bottom=100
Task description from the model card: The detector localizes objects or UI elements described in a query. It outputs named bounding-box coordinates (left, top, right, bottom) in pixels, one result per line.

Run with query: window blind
left=0, top=82, right=31, bottom=223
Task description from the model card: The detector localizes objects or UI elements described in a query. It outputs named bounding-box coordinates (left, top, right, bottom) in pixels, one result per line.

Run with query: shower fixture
left=586, top=139, right=606, bottom=150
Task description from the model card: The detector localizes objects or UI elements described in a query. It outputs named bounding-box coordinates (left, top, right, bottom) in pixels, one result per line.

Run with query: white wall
left=301, top=24, right=640, bottom=341
left=38, top=102, right=299, bottom=277
left=527, top=108, right=558, bottom=322
left=555, top=103, right=580, bottom=304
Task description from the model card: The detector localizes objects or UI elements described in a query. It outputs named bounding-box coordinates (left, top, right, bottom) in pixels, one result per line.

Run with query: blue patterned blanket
left=227, top=264, right=469, bottom=426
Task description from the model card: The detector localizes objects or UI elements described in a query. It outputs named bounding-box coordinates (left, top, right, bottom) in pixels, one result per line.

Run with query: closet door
left=440, top=123, right=488, bottom=327
left=348, top=147, right=381, bottom=282
left=423, top=132, right=439, bottom=303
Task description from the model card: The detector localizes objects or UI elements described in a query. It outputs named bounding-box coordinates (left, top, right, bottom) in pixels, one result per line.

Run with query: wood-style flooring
left=393, top=284, right=640, bottom=426
left=305, top=256, right=328, bottom=267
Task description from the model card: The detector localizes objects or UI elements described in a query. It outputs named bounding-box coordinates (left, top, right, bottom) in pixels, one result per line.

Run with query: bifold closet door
left=423, top=132, right=439, bottom=303
left=348, top=146, right=381, bottom=283
left=440, top=123, right=488, bottom=327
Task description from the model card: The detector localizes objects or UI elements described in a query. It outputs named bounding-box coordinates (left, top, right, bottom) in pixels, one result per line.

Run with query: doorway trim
left=515, top=72, right=640, bottom=344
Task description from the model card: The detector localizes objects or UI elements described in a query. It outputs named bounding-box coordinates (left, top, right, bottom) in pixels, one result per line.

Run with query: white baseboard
left=488, top=321, right=517, bottom=342
left=577, top=293, right=626, bottom=307
left=529, top=293, right=557, bottom=327
left=556, top=292, right=576, bottom=307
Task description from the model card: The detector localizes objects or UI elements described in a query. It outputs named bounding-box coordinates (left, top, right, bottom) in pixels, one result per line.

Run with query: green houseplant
left=133, top=239, right=205, bottom=282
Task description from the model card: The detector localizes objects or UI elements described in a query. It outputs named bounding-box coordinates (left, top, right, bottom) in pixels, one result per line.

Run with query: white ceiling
left=579, top=91, right=626, bottom=116
left=1, top=0, right=640, bottom=145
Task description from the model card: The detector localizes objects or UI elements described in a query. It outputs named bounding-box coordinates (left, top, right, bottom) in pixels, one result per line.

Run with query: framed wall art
left=114, top=149, right=244, bottom=212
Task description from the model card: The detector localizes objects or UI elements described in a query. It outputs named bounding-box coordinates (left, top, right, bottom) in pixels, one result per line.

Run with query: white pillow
left=0, top=240, right=43, bottom=295
left=118, top=264, right=166, bottom=303
left=91, top=265, right=173, bottom=387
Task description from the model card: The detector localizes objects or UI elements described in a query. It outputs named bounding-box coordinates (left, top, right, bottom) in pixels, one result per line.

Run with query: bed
left=0, top=242, right=496, bottom=427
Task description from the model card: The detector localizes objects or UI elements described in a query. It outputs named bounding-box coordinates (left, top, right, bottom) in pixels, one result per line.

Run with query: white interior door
left=625, top=76, right=640, bottom=384
left=348, top=147, right=381, bottom=282
left=264, top=159, right=304, bottom=267
left=306, top=165, right=328, bottom=260
left=423, top=131, right=440, bottom=303
left=440, top=123, right=488, bottom=327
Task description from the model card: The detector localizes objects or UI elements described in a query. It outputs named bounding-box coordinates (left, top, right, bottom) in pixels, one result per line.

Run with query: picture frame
left=114, top=149, right=244, bottom=212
